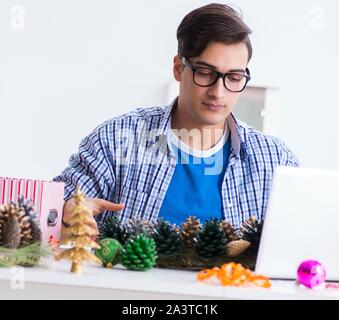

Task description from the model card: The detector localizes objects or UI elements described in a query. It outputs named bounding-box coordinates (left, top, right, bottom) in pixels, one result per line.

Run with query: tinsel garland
left=0, top=243, right=52, bottom=267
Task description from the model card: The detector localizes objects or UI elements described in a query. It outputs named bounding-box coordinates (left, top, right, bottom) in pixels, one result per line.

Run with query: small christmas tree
left=55, top=188, right=101, bottom=273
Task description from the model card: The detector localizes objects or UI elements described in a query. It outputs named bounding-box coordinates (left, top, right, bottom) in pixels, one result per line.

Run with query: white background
left=0, top=0, right=338, bottom=180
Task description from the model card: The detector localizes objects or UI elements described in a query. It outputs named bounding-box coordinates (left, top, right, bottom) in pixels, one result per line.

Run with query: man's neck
left=170, top=102, right=227, bottom=151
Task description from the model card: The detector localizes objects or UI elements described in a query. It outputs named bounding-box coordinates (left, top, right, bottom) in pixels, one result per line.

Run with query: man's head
left=173, top=3, right=252, bottom=128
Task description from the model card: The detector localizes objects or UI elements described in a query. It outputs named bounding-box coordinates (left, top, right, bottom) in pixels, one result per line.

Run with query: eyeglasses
left=182, top=57, right=251, bottom=93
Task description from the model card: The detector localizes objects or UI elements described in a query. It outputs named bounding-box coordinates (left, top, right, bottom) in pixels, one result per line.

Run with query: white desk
left=0, top=259, right=338, bottom=299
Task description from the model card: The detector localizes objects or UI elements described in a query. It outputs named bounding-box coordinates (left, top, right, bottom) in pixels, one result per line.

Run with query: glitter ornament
left=297, top=260, right=326, bottom=288
left=95, top=238, right=122, bottom=268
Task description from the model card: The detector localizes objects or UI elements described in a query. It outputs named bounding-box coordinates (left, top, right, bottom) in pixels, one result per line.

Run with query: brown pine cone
left=227, top=239, right=251, bottom=257
left=181, top=216, right=201, bottom=248
left=1, top=214, right=21, bottom=248
left=220, top=219, right=236, bottom=242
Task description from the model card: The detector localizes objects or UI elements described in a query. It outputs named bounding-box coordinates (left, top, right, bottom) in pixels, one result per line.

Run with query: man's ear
left=173, top=55, right=183, bottom=81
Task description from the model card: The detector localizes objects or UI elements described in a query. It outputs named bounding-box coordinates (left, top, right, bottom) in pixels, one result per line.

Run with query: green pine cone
left=195, top=218, right=227, bottom=258
left=121, top=234, right=157, bottom=271
left=153, top=218, right=182, bottom=255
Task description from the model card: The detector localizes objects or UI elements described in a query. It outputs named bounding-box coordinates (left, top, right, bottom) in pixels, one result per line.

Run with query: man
left=54, top=3, right=299, bottom=230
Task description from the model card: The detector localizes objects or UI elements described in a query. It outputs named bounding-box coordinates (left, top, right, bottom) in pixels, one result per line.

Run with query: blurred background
left=0, top=0, right=338, bottom=180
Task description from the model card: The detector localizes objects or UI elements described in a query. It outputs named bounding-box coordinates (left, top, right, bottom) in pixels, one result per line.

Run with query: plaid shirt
left=53, top=98, right=299, bottom=228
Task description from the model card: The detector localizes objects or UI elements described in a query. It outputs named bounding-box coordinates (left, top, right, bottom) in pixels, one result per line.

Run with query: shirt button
left=227, top=202, right=232, bottom=208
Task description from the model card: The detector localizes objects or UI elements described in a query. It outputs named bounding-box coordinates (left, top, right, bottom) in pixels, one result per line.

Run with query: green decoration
left=153, top=218, right=182, bottom=255
left=99, top=216, right=129, bottom=244
left=195, top=218, right=227, bottom=258
left=121, top=234, right=157, bottom=271
left=95, top=238, right=122, bottom=267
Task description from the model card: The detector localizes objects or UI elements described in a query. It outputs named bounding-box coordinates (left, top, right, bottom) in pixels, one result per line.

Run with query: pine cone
left=98, top=215, right=129, bottom=244
left=26, top=219, right=42, bottom=245
left=227, top=239, right=251, bottom=257
left=17, top=196, right=35, bottom=216
left=220, top=219, right=236, bottom=242
left=0, top=203, right=33, bottom=247
left=16, top=197, right=42, bottom=245
left=121, top=234, right=157, bottom=271
left=124, top=217, right=154, bottom=238
left=240, top=216, right=263, bottom=253
left=153, top=218, right=182, bottom=255
left=195, top=218, right=227, bottom=258
left=1, top=214, right=21, bottom=248
left=181, top=216, right=201, bottom=248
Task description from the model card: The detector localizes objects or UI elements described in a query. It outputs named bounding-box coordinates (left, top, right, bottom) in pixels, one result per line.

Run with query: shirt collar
left=226, top=113, right=249, bottom=161
left=150, top=97, right=249, bottom=161
left=159, top=97, right=177, bottom=137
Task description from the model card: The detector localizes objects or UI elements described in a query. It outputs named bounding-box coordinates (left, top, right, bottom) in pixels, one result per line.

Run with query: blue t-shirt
left=159, top=128, right=231, bottom=226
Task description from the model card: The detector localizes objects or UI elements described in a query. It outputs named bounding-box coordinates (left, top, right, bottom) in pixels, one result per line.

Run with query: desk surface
left=0, top=259, right=338, bottom=299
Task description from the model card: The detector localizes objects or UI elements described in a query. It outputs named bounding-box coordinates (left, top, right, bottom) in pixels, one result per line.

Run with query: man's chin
left=199, top=113, right=228, bottom=126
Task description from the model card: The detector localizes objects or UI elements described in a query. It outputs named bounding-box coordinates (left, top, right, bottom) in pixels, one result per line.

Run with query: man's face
left=173, top=41, right=249, bottom=128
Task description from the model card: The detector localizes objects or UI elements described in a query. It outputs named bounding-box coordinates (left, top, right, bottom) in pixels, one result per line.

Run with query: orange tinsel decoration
left=196, top=262, right=271, bottom=288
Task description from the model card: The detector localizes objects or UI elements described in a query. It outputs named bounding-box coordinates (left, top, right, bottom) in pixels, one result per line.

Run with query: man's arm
left=53, top=124, right=124, bottom=227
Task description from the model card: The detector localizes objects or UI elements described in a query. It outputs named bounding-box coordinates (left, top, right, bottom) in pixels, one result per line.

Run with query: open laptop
left=255, top=166, right=339, bottom=281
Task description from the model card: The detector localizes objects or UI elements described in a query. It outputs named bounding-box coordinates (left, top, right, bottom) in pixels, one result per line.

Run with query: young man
left=54, top=3, right=299, bottom=229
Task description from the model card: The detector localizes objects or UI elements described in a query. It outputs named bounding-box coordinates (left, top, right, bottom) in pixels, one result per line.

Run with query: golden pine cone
left=226, top=239, right=251, bottom=257
left=181, top=216, right=201, bottom=248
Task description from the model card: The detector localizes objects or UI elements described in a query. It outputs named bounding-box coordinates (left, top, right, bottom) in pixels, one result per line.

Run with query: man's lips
left=203, top=102, right=225, bottom=111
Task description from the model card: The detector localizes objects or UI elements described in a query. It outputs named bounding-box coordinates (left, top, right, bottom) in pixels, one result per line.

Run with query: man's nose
left=207, top=77, right=226, bottom=99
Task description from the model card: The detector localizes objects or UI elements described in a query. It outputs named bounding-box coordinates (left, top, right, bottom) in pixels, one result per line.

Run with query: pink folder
left=0, top=177, right=64, bottom=243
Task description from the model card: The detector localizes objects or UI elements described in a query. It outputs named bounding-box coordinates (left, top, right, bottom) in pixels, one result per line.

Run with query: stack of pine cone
left=98, top=214, right=263, bottom=270
left=181, top=215, right=263, bottom=258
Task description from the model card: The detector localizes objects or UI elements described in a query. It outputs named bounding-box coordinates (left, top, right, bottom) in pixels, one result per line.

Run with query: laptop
left=255, top=166, right=339, bottom=281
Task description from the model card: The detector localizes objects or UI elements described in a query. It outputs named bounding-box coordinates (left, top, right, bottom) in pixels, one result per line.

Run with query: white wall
left=0, top=0, right=338, bottom=180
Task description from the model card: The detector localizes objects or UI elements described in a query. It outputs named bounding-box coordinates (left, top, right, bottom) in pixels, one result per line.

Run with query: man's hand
left=62, top=197, right=125, bottom=225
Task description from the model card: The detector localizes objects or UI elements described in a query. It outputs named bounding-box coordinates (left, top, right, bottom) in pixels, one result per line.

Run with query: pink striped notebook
left=0, top=177, right=64, bottom=243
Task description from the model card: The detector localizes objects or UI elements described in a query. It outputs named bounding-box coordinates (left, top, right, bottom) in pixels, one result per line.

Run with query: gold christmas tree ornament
left=55, top=188, right=102, bottom=274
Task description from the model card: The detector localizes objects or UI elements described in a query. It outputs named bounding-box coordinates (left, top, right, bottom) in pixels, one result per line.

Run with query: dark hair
left=177, top=3, right=252, bottom=61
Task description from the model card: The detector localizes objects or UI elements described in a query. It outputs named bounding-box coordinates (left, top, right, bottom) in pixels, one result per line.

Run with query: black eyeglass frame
left=182, top=56, right=251, bottom=93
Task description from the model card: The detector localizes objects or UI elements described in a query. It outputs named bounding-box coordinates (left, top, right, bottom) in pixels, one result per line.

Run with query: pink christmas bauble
left=297, top=260, right=326, bottom=288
